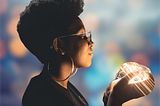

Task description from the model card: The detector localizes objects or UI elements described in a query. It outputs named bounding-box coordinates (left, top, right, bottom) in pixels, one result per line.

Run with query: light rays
left=116, top=62, right=155, bottom=96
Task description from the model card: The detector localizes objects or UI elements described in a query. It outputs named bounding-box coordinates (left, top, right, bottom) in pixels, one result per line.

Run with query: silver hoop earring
left=69, top=56, right=78, bottom=78
left=47, top=56, right=78, bottom=82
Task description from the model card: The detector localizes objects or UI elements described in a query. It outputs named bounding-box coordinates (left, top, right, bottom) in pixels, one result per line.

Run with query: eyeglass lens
left=87, top=32, right=93, bottom=45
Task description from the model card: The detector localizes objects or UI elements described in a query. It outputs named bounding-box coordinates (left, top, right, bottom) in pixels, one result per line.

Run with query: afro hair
left=17, top=0, right=84, bottom=63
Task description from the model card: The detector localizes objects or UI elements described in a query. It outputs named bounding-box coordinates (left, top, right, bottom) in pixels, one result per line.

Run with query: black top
left=22, top=65, right=89, bottom=106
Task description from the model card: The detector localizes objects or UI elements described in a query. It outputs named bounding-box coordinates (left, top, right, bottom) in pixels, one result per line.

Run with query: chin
left=76, top=59, right=92, bottom=68
left=77, top=62, right=92, bottom=68
left=85, top=61, right=92, bottom=67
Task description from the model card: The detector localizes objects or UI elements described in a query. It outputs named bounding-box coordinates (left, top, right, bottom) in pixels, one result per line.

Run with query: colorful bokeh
left=0, top=0, right=160, bottom=106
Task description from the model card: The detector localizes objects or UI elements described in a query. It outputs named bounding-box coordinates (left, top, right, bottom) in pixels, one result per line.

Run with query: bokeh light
left=130, top=53, right=150, bottom=67
left=125, top=34, right=146, bottom=50
left=0, top=40, right=5, bottom=60
left=107, top=54, right=126, bottom=69
left=7, top=18, right=20, bottom=37
left=9, top=38, right=27, bottom=58
left=103, top=42, right=121, bottom=55
left=82, top=13, right=99, bottom=31
left=0, top=0, right=8, bottom=15
left=1, top=0, right=160, bottom=106
left=11, top=79, right=27, bottom=99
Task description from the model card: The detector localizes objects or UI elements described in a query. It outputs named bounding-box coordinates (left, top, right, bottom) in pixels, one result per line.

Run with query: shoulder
left=22, top=75, right=60, bottom=106
left=68, top=81, right=89, bottom=106
left=24, top=75, right=49, bottom=93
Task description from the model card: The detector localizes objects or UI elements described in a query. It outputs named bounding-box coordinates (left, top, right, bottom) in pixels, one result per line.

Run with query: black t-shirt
left=22, top=66, right=89, bottom=106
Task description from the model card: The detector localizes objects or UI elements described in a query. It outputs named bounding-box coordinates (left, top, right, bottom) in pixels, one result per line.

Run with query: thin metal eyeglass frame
left=59, top=31, right=93, bottom=45
left=50, top=31, right=93, bottom=49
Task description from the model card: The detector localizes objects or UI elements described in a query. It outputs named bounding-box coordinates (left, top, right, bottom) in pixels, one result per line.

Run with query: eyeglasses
left=50, top=31, right=93, bottom=49
left=58, top=31, right=93, bottom=45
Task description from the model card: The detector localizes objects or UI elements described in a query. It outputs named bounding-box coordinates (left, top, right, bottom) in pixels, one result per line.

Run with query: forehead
left=66, top=17, right=85, bottom=35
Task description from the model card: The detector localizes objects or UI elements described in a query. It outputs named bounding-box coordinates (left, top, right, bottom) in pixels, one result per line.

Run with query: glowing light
left=9, top=38, right=27, bottom=58
left=7, top=6, right=25, bottom=37
left=7, top=18, right=19, bottom=37
left=117, top=62, right=150, bottom=84
left=129, top=71, right=148, bottom=84
left=115, top=62, right=155, bottom=96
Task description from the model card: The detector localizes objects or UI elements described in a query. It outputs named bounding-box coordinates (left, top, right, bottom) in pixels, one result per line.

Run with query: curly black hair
left=23, top=0, right=84, bottom=17
left=17, top=0, right=84, bottom=63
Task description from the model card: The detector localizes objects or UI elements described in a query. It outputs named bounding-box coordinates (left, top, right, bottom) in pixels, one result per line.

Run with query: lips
left=88, top=52, right=93, bottom=55
left=88, top=50, right=93, bottom=56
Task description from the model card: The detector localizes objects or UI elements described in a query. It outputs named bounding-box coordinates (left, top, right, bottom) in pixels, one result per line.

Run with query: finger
left=109, top=79, right=120, bottom=90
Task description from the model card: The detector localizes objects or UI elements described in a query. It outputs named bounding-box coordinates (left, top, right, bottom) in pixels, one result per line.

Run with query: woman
left=17, top=0, right=143, bottom=106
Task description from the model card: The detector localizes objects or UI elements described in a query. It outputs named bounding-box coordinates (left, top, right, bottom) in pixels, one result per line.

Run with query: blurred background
left=0, top=0, right=160, bottom=106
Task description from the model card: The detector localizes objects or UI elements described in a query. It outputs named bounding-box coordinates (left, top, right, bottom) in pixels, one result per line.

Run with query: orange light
left=7, top=18, right=19, bottom=37
left=129, top=71, right=149, bottom=84
left=9, top=38, right=28, bottom=58
left=118, top=62, right=151, bottom=84
left=114, top=62, right=155, bottom=96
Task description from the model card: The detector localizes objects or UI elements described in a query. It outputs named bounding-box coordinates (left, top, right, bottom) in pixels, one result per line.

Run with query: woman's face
left=65, top=28, right=94, bottom=68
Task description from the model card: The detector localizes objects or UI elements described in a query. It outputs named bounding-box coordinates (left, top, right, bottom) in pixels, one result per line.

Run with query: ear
left=53, top=38, right=65, bottom=55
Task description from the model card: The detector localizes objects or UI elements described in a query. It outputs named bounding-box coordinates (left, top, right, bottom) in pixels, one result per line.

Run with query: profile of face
left=53, top=18, right=94, bottom=68
left=67, top=28, right=94, bottom=68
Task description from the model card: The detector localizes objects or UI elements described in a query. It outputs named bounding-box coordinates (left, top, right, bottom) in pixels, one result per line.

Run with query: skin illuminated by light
left=112, top=62, right=155, bottom=96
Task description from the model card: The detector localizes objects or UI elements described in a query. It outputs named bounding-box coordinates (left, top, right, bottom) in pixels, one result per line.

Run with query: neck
left=48, top=61, right=74, bottom=89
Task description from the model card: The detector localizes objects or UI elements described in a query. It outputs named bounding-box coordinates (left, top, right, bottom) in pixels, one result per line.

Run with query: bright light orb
left=115, top=62, right=155, bottom=96
left=116, top=62, right=150, bottom=84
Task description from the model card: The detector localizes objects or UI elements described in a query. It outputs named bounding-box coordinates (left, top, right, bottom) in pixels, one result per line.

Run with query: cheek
left=74, top=43, right=92, bottom=68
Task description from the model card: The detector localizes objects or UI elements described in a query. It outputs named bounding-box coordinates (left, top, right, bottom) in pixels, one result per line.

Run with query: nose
left=89, top=41, right=94, bottom=47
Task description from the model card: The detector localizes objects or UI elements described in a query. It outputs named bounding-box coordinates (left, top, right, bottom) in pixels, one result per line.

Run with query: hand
left=107, top=72, right=149, bottom=106
left=103, top=79, right=120, bottom=106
